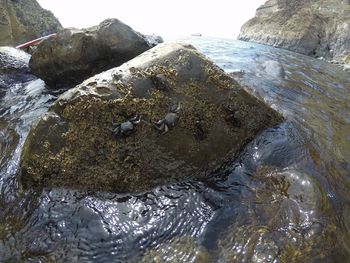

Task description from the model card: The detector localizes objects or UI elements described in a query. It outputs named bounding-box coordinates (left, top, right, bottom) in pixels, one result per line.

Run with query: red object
left=16, top=33, right=57, bottom=49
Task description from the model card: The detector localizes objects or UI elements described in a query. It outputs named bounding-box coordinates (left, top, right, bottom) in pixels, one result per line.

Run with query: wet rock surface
left=0, top=0, right=62, bottom=46
left=0, top=47, right=35, bottom=98
left=207, top=164, right=335, bottom=263
left=20, top=42, right=283, bottom=193
left=0, top=47, right=30, bottom=74
left=29, top=19, right=159, bottom=89
left=140, top=236, right=211, bottom=262
left=238, top=0, right=350, bottom=64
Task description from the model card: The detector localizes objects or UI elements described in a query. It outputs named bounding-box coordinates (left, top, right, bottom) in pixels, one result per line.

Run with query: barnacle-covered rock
left=20, top=42, right=283, bottom=192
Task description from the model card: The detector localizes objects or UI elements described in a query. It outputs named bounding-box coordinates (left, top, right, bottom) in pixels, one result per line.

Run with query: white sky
left=37, top=0, right=265, bottom=39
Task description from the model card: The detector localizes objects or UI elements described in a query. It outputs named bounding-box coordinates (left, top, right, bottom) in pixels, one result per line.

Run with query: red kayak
left=16, top=33, right=57, bottom=49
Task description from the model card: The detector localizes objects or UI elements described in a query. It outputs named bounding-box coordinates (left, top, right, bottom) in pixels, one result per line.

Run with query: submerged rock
left=262, top=60, right=285, bottom=79
left=238, top=0, right=350, bottom=64
left=29, top=19, right=159, bottom=89
left=140, top=236, right=211, bottom=263
left=20, top=43, right=283, bottom=193
left=215, top=166, right=332, bottom=262
left=0, top=0, right=62, bottom=46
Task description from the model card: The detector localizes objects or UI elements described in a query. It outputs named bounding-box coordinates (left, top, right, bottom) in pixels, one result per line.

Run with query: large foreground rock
left=20, top=43, right=283, bottom=193
left=238, top=0, right=350, bottom=63
left=29, top=19, right=159, bottom=89
left=0, top=0, right=62, bottom=46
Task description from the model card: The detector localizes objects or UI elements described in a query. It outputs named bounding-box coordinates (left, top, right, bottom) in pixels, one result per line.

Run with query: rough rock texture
left=238, top=0, right=350, bottom=63
left=29, top=19, right=158, bottom=89
left=20, top=43, right=283, bottom=193
left=0, top=0, right=62, bottom=46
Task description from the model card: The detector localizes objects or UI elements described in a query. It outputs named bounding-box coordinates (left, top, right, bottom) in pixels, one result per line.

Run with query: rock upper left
left=29, top=18, right=162, bottom=89
left=0, top=0, right=62, bottom=46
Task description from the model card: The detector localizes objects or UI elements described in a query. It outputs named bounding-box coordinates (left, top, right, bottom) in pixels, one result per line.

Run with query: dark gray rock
left=20, top=42, right=283, bottom=193
left=29, top=19, right=159, bottom=89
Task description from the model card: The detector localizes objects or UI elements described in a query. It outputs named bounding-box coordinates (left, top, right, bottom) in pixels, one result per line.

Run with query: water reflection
left=0, top=39, right=349, bottom=262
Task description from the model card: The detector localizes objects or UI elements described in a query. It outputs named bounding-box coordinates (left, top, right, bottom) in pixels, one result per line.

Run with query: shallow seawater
left=0, top=38, right=349, bottom=262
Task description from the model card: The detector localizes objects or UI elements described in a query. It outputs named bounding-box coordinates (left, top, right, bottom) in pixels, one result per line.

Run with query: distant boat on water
left=191, top=33, right=202, bottom=37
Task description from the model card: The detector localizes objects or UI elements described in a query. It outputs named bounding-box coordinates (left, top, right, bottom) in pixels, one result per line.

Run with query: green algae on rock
left=20, top=42, right=283, bottom=193
left=0, top=0, right=62, bottom=46
left=140, top=236, right=211, bottom=263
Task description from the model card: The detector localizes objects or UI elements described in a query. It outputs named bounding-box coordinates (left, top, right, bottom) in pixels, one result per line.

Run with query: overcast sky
left=37, top=0, right=265, bottom=39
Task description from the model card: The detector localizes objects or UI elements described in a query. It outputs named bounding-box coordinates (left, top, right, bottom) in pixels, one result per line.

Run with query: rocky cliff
left=0, top=0, right=62, bottom=46
left=238, top=0, right=350, bottom=64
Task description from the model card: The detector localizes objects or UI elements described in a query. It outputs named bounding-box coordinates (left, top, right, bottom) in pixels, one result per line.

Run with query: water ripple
left=0, top=39, right=349, bottom=262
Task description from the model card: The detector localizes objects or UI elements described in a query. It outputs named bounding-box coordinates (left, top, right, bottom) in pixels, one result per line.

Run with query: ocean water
left=0, top=37, right=349, bottom=262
